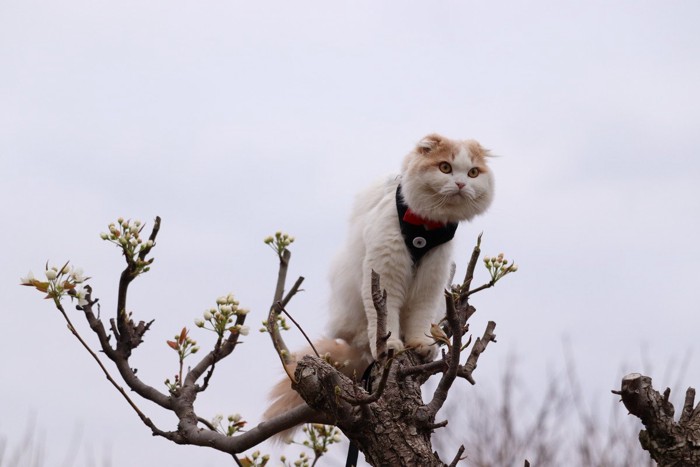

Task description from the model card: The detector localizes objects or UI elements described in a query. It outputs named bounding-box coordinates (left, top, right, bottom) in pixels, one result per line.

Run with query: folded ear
left=416, top=134, right=444, bottom=155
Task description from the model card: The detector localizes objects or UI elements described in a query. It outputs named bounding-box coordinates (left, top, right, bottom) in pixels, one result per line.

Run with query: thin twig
left=461, top=232, right=482, bottom=295
left=462, top=321, right=497, bottom=384
left=466, top=280, right=495, bottom=297
left=198, top=417, right=218, bottom=431
left=448, top=445, right=466, bottom=467
left=199, top=337, right=223, bottom=392
left=278, top=303, right=319, bottom=357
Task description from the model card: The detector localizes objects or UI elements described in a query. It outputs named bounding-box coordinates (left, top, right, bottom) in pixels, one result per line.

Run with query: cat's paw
left=386, top=337, right=404, bottom=354
left=405, top=336, right=438, bottom=361
left=373, top=338, right=404, bottom=359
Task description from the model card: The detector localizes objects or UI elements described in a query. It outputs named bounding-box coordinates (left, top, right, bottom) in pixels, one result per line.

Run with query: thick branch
left=614, top=373, right=700, bottom=466
left=370, top=270, right=390, bottom=362
left=58, top=299, right=170, bottom=436
left=421, top=293, right=463, bottom=420
left=80, top=290, right=172, bottom=409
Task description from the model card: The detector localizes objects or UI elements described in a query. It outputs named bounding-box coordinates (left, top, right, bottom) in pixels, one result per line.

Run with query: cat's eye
left=438, top=162, right=452, bottom=174
left=468, top=167, right=480, bottom=178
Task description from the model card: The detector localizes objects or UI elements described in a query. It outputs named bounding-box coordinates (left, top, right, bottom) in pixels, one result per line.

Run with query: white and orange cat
left=264, top=134, right=494, bottom=433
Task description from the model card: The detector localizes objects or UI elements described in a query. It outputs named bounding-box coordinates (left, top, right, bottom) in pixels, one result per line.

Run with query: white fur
left=327, top=137, right=494, bottom=359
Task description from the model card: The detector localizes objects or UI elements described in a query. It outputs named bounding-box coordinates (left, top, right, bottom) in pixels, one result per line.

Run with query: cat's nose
left=455, top=182, right=465, bottom=190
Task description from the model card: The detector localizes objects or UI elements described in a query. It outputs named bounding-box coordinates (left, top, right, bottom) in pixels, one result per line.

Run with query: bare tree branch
left=614, top=372, right=700, bottom=465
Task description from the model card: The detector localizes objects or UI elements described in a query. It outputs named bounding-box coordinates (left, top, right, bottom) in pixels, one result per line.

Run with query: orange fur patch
left=416, top=134, right=457, bottom=162
left=466, top=139, right=490, bottom=171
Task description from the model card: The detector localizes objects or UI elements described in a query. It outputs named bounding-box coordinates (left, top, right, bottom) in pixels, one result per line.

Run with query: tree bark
left=615, top=373, right=700, bottom=467
left=294, top=352, right=444, bottom=466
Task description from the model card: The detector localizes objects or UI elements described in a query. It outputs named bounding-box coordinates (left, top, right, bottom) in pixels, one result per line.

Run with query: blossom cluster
left=287, top=424, right=343, bottom=466
left=100, top=218, right=154, bottom=273
left=194, top=293, right=250, bottom=338
left=264, top=231, right=295, bottom=258
left=20, top=263, right=89, bottom=307
left=211, top=413, right=247, bottom=437
left=483, top=252, right=519, bottom=283
left=241, top=450, right=270, bottom=466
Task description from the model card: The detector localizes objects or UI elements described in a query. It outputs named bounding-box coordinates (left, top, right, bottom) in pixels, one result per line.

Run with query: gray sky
left=2, top=1, right=700, bottom=465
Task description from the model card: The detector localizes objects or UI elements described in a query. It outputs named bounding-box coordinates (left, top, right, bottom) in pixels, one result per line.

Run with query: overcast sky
left=2, top=1, right=700, bottom=466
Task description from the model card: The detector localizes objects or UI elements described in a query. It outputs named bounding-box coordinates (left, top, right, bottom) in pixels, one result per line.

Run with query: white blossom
left=20, top=271, right=35, bottom=284
left=74, top=287, right=89, bottom=306
left=71, top=267, right=87, bottom=283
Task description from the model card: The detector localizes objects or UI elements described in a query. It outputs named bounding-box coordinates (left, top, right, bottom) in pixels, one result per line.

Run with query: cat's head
left=400, top=134, right=494, bottom=223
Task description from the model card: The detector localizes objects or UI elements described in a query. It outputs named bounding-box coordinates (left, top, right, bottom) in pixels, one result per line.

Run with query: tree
left=20, top=216, right=518, bottom=466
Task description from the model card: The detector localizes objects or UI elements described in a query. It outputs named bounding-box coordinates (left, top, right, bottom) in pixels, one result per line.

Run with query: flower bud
left=45, top=269, right=57, bottom=280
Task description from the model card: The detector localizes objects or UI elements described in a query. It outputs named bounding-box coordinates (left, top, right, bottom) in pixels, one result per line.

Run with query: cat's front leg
left=402, top=245, right=453, bottom=360
left=362, top=252, right=412, bottom=359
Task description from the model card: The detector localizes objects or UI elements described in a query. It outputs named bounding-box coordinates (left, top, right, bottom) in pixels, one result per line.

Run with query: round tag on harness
left=412, top=237, right=427, bottom=248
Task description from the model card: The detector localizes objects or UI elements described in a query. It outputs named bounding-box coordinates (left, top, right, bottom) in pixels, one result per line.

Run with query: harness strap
left=396, top=185, right=458, bottom=265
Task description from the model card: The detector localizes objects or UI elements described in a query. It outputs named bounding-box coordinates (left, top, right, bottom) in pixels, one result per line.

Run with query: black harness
left=396, top=185, right=458, bottom=265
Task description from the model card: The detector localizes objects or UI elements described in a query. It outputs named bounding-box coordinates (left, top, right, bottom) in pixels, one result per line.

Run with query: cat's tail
left=263, top=337, right=372, bottom=443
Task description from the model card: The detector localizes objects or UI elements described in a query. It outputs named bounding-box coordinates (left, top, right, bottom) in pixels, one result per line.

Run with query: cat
left=263, top=133, right=494, bottom=438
